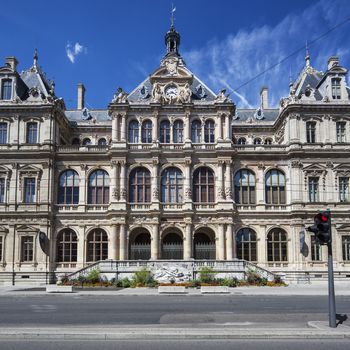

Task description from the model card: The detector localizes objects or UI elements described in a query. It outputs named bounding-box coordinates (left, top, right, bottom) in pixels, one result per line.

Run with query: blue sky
left=1, top=0, right=350, bottom=109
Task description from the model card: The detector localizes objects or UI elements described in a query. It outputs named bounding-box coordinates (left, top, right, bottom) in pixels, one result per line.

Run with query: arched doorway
left=129, top=229, right=151, bottom=260
left=193, top=229, right=216, bottom=259
left=161, top=231, right=183, bottom=259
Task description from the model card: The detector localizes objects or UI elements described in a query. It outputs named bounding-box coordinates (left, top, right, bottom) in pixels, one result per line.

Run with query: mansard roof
left=20, top=67, right=52, bottom=98
left=65, top=109, right=111, bottom=125
left=235, top=109, right=279, bottom=124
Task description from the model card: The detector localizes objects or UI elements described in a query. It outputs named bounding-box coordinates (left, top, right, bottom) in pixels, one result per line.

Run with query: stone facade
left=0, top=27, right=350, bottom=284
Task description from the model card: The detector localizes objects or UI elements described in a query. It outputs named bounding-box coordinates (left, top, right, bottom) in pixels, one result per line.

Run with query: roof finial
left=170, top=4, right=176, bottom=28
left=305, top=41, right=310, bottom=67
left=33, top=48, right=38, bottom=69
left=289, top=66, right=293, bottom=94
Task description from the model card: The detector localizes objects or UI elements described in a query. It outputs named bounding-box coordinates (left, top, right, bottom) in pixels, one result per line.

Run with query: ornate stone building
left=0, top=25, right=350, bottom=284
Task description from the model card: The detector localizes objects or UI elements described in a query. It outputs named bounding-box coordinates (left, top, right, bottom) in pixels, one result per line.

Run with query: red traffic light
left=320, top=215, right=328, bottom=222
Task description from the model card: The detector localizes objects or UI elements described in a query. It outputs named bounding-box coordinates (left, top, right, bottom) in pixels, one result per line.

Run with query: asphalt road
left=0, top=294, right=349, bottom=327
left=1, top=339, right=350, bottom=350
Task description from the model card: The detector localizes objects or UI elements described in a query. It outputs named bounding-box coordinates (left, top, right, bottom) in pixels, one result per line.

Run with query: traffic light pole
left=327, top=215, right=336, bottom=328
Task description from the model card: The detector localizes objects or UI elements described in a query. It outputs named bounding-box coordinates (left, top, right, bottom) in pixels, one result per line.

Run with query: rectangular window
left=26, top=122, right=38, bottom=144
left=342, top=236, right=350, bottom=261
left=306, top=122, right=316, bottom=143
left=1, top=79, right=12, bottom=100
left=336, top=122, right=346, bottom=143
left=339, top=177, right=349, bottom=202
left=308, top=177, right=319, bottom=203
left=0, top=178, right=5, bottom=203
left=21, top=236, right=33, bottom=262
left=24, top=178, right=36, bottom=203
left=311, top=235, right=321, bottom=261
left=332, top=78, right=341, bottom=99
left=0, top=123, right=7, bottom=144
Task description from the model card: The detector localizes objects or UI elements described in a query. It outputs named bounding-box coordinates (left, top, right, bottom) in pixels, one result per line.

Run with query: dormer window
left=331, top=78, right=341, bottom=99
left=1, top=79, right=12, bottom=100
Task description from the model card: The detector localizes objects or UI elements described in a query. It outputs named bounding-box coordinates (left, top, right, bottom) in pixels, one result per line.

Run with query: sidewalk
left=0, top=322, right=349, bottom=340
left=1, top=282, right=350, bottom=296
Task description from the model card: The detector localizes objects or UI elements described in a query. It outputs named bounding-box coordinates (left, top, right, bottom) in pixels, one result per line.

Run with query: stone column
left=110, top=161, right=118, bottom=201
left=109, top=225, right=118, bottom=260
left=152, top=111, right=158, bottom=143
left=151, top=224, right=159, bottom=260
left=121, top=114, right=126, bottom=141
left=289, top=114, right=300, bottom=143
left=79, top=165, right=87, bottom=206
left=184, top=223, right=192, bottom=260
left=226, top=224, right=233, bottom=260
left=216, top=161, right=224, bottom=201
left=119, top=224, right=126, bottom=260
left=119, top=161, right=126, bottom=201
left=216, top=224, right=225, bottom=260
left=184, top=158, right=192, bottom=206
left=151, top=159, right=159, bottom=204
left=218, top=115, right=223, bottom=140
left=112, top=114, right=118, bottom=143
left=225, top=114, right=230, bottom=140
left=224, top=160, right=232, bottom=201
left=256, top=164, right=265, bottom=205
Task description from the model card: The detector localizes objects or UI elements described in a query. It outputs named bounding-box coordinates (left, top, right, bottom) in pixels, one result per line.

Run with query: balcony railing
left=194, top=203, right=216, bottom=210
left=161, top=203, right=183, bottom=210
left=86, top=204, right=109, bottom=211
left=57, top=145, right=108, bottom=153
left=129, top=203, right=151, bottom=210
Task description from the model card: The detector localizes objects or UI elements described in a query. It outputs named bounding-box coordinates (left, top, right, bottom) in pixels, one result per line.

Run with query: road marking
left=30, top=304, right=57, bottom=313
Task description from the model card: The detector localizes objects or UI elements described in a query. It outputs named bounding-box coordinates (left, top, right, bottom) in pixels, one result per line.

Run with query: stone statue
left=215, top=89, right=230, bottom=103
left=113, top=87, right=128, bottom=103
left=178, top=83, right=192, bottom=103
left=152, top=83, right=163, bottom=103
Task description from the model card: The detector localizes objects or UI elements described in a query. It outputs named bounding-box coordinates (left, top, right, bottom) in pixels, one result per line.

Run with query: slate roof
left=20, top=67, right=52, bottom=97
left=234, top=109, right=279, bottom=125
left=65, top=109, right=111, bottom=125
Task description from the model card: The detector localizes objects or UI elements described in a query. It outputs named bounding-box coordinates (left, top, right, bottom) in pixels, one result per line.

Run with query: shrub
left=221, top=277, right=238, bottom=287
left=246, top=269, right=262, bottom=285
left=120, top=277, right=131, bottom=288
left=199, top=266, right=216, bottom=283
left=131, top=267, right=156, bottom=287
left=189, top=279, right=201, bottom=288
left=60, top=274, right=69, bottom=285
left=86, top=268, right=100, bottom=284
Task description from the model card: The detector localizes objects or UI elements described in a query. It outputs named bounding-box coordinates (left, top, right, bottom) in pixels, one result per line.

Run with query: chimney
left=327, top=56, right=339, bottom=70
left=260, top=86, right=268, bottom=109
left=5, top=56, right=18, bottom=71
left=77, top=83, right=85, bottom=110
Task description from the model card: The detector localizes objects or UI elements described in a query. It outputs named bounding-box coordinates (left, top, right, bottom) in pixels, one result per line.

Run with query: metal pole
left=327, top=213, right=336, bottom=328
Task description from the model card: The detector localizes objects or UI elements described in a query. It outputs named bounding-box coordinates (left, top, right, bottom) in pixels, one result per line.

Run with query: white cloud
left=183, top=0, right=350, bottom=108
left=66, top=42, right=86, bottom=63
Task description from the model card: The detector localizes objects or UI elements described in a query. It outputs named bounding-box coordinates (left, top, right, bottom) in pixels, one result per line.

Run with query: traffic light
left=306, top=211, right=331, bottom=245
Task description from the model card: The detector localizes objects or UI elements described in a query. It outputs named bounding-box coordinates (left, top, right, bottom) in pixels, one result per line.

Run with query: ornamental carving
left=225, top=188, right=232, bottom=200
left=217, top=187, right=225, bottom=200
left=112, top=87, right=128, bottom=103
left=120, top=188, right=127, bottom=199
left=185, top=187, right=192, bottom=199
left=112, top=188, right=119, bottom=200
left=291, top=160, right=303, bottom=168
left=152, top=187, right=159, bottom=200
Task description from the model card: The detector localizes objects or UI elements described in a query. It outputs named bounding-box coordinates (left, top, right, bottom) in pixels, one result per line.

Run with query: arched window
left=82, top=138, right=91, bottom=146
left=58, top=170, right=79, bottom=204
left=161, top=167, right=183, bottom=203
left=129, top=167, right=151, bottom=203
left=160, top=120, right=170, bottom=143
left=234, top=169, right=255, bottom=204
left=204, top=120, right=215, bottom=143
left=72, top=138, right=80, bottom=146
left=86, top=229, right=108, bottom=262
left=88, top=170, right=110, bottom=204
left=236, top=228, right=257, bottom=261
left=191, top=120, right=202, bottom=143
left=26, top=122, right=38, bottom=144
left=56, top=229, right=78, bottom=263
left=193, top=167, right=215, bottom=203
left=98, top=138, right=107, bottom=146
left=237, top=137, right=246, bottom=145
left=128, top=120, right=139, bottom=143
left=173, top=120, right=184, bottom=143
left=141, top=120, right=152, bottom=143
left=267, top=228, right=288, bottom=262
left=264, top=138, right=272, bottom=145
left=253, top=138, right=262, bottom=145
left=265, top=169, right=286, bottom=204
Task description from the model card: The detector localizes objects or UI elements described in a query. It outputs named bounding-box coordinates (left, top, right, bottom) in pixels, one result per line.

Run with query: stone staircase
left=65, top=259, right=277, bottom=283
left=0, top=272, right=52, bottom=285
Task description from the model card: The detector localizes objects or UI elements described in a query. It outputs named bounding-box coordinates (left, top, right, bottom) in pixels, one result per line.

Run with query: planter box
left=201, top=286, right=230, bottom=294
left=46, top=285, right=74, bottom=293
left=158, top=286, right=188, bottom=294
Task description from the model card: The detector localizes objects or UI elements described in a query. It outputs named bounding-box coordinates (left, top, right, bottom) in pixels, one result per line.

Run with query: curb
left=0, top=326, right=349, bottom=340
